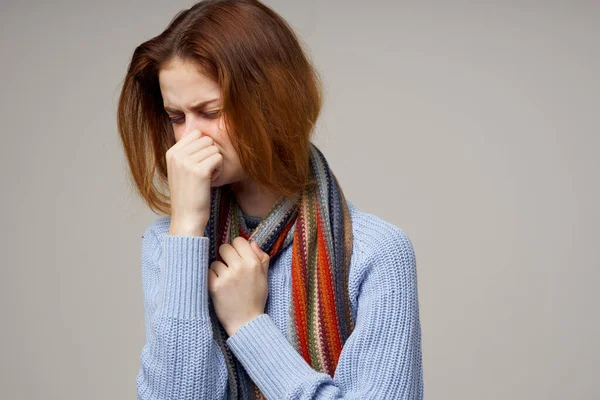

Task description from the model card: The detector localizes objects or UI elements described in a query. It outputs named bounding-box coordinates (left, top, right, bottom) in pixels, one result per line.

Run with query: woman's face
left=158, top=57, right=246, bottom=187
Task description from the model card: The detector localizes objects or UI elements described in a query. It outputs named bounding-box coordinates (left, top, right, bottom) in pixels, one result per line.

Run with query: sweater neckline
left=242, top=213, right=262, bottom=230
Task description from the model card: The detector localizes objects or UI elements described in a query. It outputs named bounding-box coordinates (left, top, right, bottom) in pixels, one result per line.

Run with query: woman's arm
left=225, top=225, right=424, bottom=399
left=136, top=222, right=229, bottom=399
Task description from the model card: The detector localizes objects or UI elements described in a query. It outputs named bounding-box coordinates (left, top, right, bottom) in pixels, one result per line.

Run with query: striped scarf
left=205, top=143, right=355, bottom=400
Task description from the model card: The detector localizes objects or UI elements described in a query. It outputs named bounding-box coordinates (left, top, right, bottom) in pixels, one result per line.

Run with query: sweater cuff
left=156, top=235, right=210, bottom=319
left=225, top=314, right=325, bottom=399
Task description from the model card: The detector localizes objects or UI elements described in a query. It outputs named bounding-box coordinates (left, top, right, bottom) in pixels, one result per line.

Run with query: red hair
left=117, top=0, right=323, bottom=215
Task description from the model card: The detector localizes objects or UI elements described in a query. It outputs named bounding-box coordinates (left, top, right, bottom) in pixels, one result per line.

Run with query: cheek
left=217, top=116, right=227, bottom=132
left=173, top=126, right=186, bottom=142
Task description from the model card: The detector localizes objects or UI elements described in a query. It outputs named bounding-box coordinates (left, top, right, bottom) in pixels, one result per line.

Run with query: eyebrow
left=163, top=98, right=220, bottom=113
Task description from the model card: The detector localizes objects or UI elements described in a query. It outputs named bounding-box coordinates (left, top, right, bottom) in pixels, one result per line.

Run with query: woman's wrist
left=169, top=218, right=207, bottom=237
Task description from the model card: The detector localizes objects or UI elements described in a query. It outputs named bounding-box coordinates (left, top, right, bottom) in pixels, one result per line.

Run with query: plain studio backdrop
left=1, top=1, right=598, bottom=399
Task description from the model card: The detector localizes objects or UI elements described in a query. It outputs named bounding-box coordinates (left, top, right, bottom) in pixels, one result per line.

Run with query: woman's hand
left=166, top=129, right=223, bottom=236
left=208, top=237, right=271, bottom=336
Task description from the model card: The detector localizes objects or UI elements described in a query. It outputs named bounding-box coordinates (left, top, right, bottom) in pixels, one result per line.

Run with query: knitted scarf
left=205, top=143, right=355, bottom=400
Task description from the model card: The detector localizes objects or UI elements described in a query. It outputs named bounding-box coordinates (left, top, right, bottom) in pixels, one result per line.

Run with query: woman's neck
left=230, top=178, right=280, bottom=219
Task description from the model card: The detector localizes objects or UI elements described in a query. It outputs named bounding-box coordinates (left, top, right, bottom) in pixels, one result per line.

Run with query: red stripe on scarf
left=316, top=205, right=344, bottom=375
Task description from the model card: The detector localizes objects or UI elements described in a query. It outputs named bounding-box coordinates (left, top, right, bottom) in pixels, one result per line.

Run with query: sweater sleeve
left=225, top=226, right=424, bottom=399
left=136, top=224, right=229, bottom=399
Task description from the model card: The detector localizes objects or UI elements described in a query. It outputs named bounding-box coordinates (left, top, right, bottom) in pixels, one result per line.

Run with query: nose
left=179, top=114, right=209, bottom=140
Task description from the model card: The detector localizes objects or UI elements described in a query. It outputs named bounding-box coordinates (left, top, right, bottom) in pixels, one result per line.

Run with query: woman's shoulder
left=347, top=200, right=415, bottom=263
left=345, top=201, right=419, bottom=322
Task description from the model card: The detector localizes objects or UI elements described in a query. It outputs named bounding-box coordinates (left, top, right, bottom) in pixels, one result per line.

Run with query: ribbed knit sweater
left=136, top=200, right=424, bottom=399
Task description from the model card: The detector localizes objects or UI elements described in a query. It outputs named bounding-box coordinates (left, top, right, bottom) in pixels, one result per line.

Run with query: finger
left=230, top=237, right=261, bottom=265
left=195, top=152, right=223, bottom=180
left=180, top=128, right=201, bottom=143
left=166, top=130, right=203, bottom=161
left=172, top=129, right=201, bottom=150
left=188, top=145, right=219, bottom=163
left=250, top=241, right=270, bottom=274
left=184, top=136, right=216, bottom=156
left=251, top=241, right=270, bottom=264
left=209, top=260, right=228, bottom=277
left=218, top=243, right=242, bottom=268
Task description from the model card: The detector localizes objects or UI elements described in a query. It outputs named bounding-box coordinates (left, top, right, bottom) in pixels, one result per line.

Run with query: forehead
left=158, top=58, right=221, bottom=106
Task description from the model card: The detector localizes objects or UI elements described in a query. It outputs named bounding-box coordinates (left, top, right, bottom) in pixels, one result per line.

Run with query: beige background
left=1, top=1, right=598, bottom=399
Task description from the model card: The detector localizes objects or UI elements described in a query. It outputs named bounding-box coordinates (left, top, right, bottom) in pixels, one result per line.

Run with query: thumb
left=251, top=241, right=270, bottom=269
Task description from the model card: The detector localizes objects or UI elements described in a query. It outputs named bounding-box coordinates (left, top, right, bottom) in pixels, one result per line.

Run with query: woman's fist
left=166, top=129, right=223, bottom=235
left=207, top=237, right=271, bottom=336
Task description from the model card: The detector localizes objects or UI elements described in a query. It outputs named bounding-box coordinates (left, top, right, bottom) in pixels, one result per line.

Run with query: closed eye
left=168, top=110, right=221, bottom=125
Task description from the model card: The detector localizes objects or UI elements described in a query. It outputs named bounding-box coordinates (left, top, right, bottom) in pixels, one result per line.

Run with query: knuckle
left=195, top=165, right=211, bottom=179
left=201, top=169, right=212, bottom=179
left=172, top=156, right=181, bottom=166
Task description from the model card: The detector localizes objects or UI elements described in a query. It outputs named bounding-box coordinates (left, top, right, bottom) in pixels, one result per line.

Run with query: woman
left=117, top=0, right=423, bottom=398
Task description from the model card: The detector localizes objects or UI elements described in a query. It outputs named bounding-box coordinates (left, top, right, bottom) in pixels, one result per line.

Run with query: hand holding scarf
left=208, top=237, right=271, bottom=337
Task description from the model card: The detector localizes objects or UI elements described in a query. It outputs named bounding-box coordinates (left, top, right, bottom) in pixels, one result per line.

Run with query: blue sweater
left=136, top=200, right=424, bottom=399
